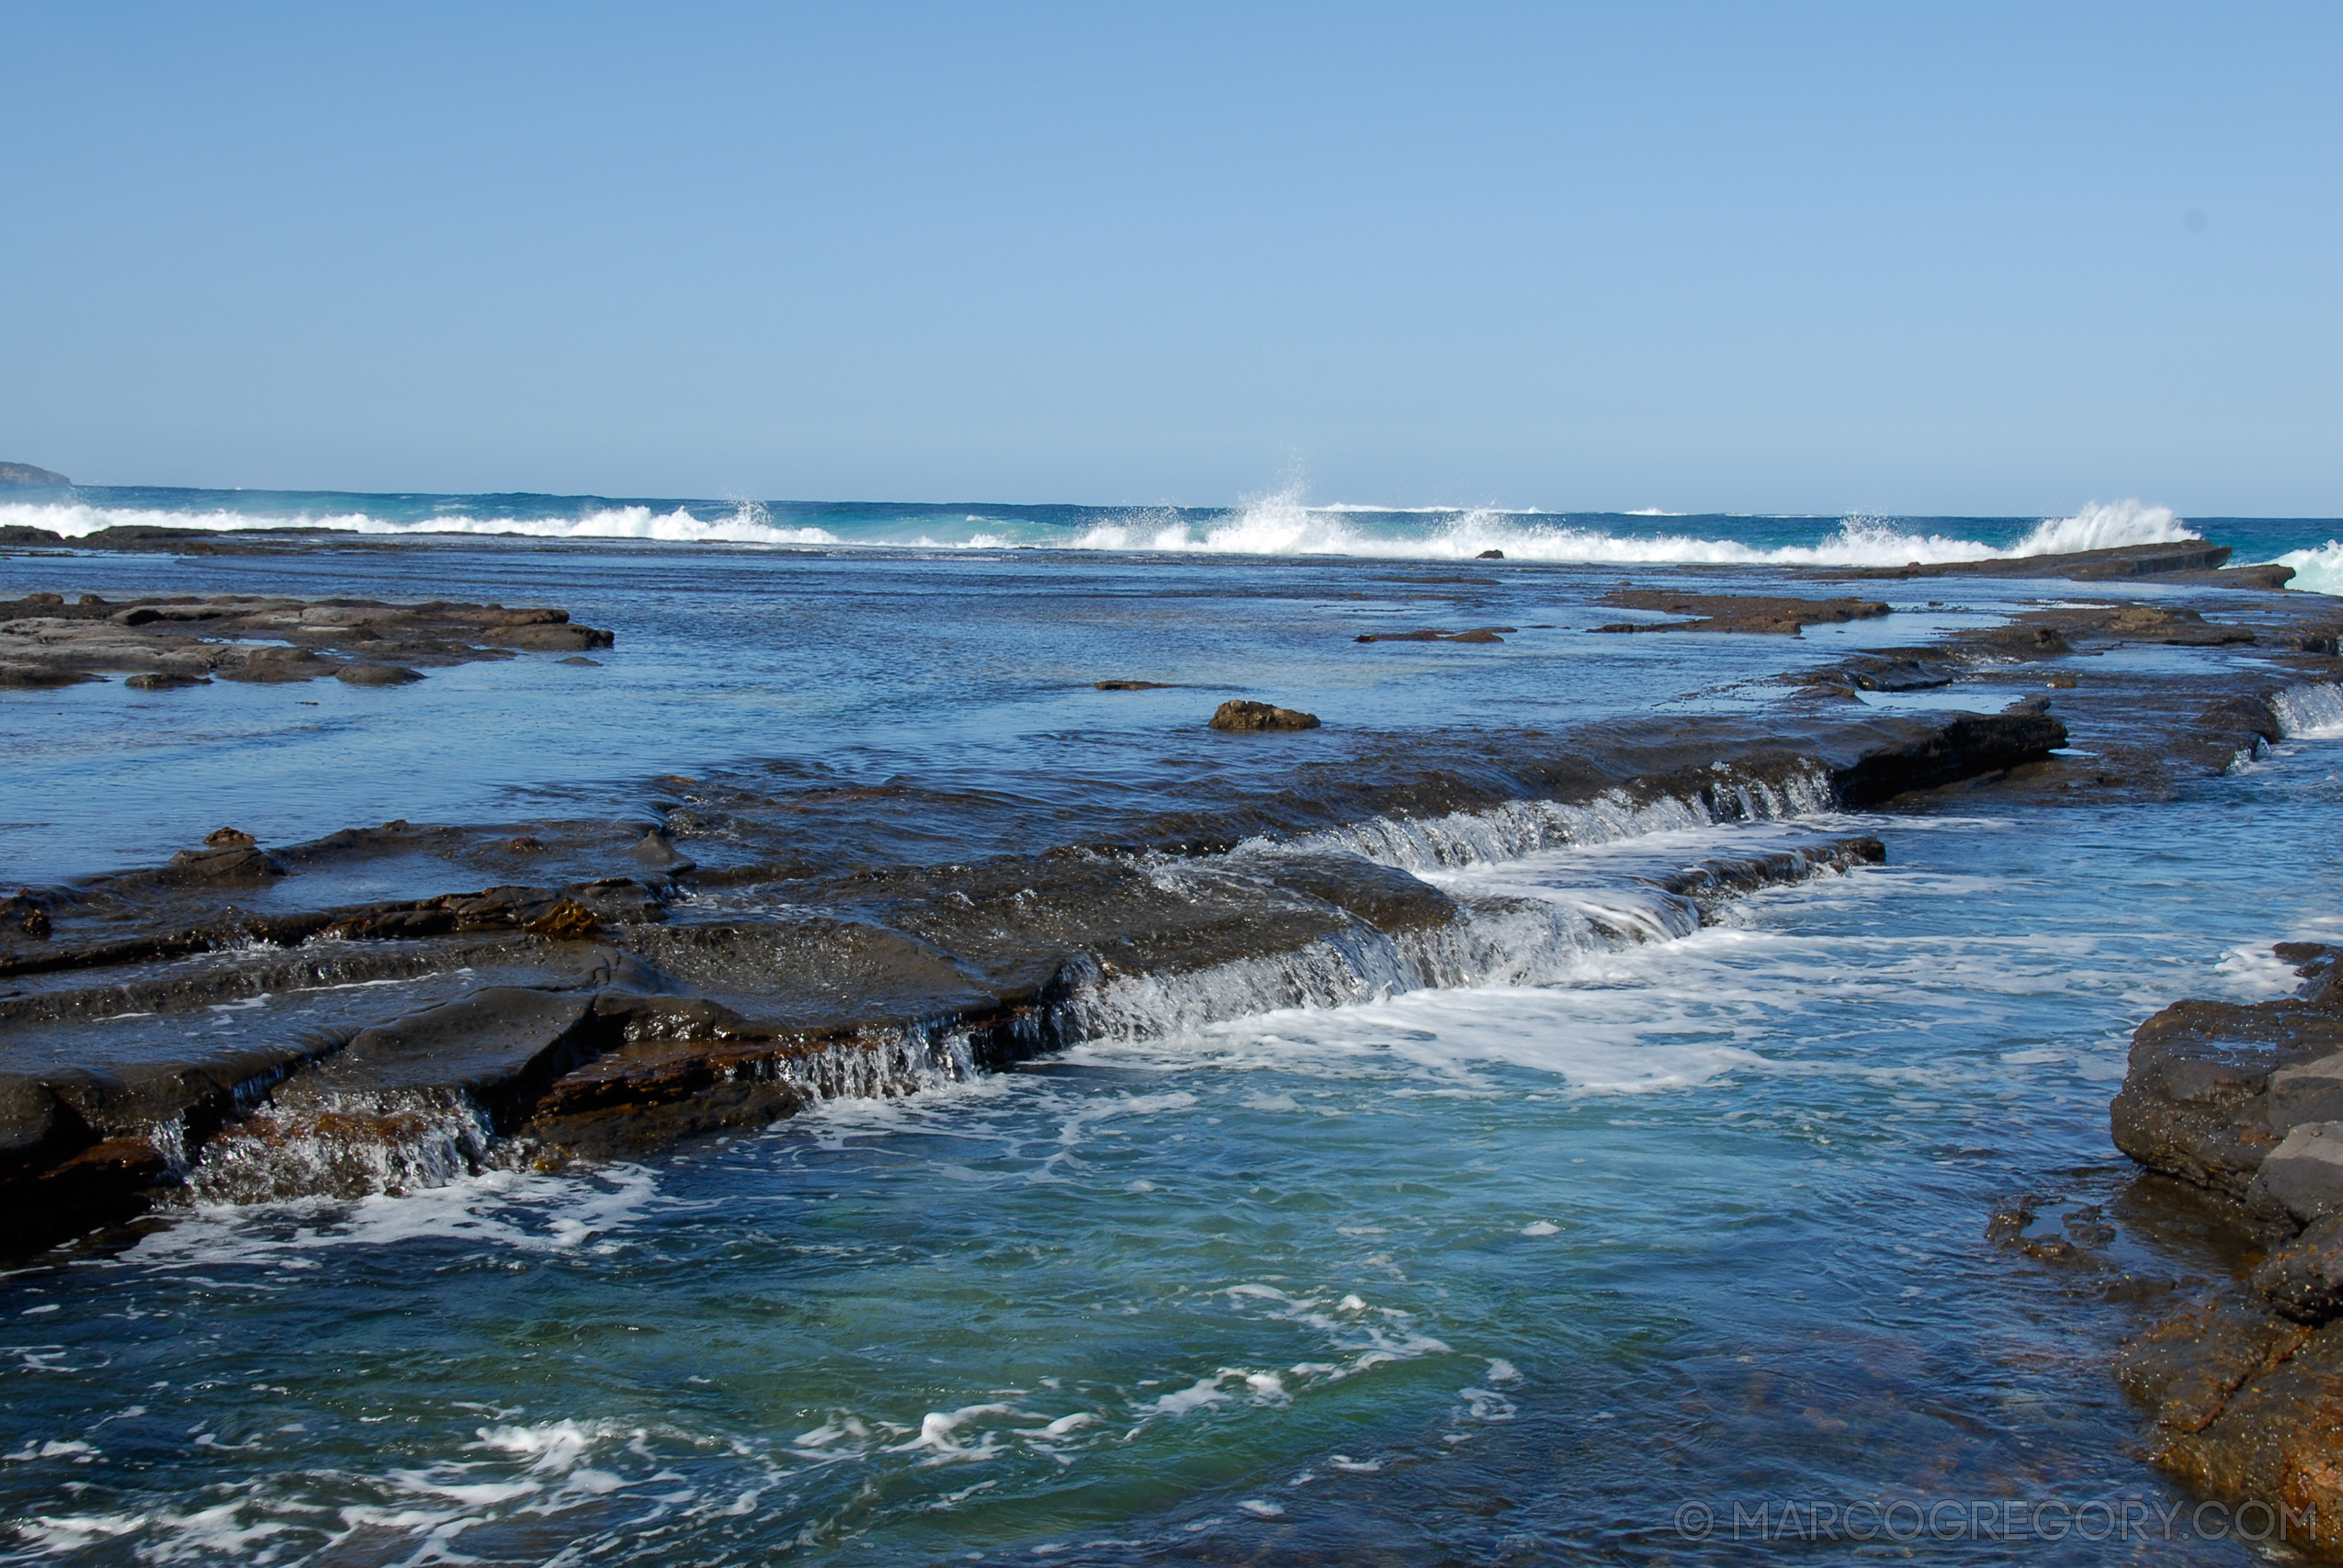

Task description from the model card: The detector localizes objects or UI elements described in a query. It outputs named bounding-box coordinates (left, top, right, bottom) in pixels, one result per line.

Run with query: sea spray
left=2272, top=540, right=2343, bottom=597
left=2270, top=683, right=2343, bottom=741
left=1068, top=496, right=2195, bottom=566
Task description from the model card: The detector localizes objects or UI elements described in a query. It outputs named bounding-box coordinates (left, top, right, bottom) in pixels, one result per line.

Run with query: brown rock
left=1209, top=699, right=1321, bottom=732
left=2118, top=1295, right=2310, bottom=1433
left=1591, top=592, right=1892, bottom=637
left=2150, top=1319, right=2343, bottom=1552
left=164, top=843, right=282, bottom=884
left=2111, top=998, right=2343, bottom=1197
left=218, top=647, right=323, bottom=682
left=491, top=622, right=616, bottom=652
left=2254, top=1216, right=2343, bottom=1324
left=526, top=899, right=602, bottom=940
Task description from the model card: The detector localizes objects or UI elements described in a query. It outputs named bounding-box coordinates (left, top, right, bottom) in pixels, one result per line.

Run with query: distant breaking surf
left=2, top=490, right=2318, bottom=582
left=1062, top=496, right=2198, bottom=566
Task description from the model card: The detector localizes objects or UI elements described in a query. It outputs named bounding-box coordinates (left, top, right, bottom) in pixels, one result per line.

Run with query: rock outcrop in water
left=0, top=592, right=613, bottom=687
left=1590, top=592, right=1893, bottom=636
left=1832, top=540, right=2239, bottom=582
left=1209, top=699, right=1321, bottom=731
left=0, top=705, right=2055, bottom=1256
left=0, top=461, right=70, bottom=488
left=0, top=522, right=403, bottom=556
left=1353, top=626, right=1514, bottom=644
left=2109, top=942, right=2343, bottom=1549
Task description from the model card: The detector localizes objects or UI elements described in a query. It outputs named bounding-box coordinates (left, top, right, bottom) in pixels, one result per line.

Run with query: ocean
left=3, top=491, right=2341, bottom=1563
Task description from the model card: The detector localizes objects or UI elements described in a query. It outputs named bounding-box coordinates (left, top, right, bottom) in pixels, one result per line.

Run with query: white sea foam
left=1054, top=829, right=2128, bottom=1100
left=1061, top=819, right=1874, bottom=1051
left=2269, top=541, right=2343, bottom=597
left=1262, top=770, right=1836, bottom=873
left=0, top=492, right=2200, bottom=565
left=0, top=497, right=838, bottom=547
left=2270, top=683, right=2343, bottom=740
left=118, top=1163, right=662, bottom=1264
left=1066, top=493, right=2194, bottom=567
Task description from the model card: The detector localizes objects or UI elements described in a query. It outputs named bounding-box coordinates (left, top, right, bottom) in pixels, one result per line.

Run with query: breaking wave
left=0, top=489, right=2204, bottom=566
left=1066, top=494, right=2196, bottom=566
left=2271, top=540, right=2343, bottom=597
left=2270, top=683, right=2343, bottom=741
left=0, top=497, right=840, bottom=547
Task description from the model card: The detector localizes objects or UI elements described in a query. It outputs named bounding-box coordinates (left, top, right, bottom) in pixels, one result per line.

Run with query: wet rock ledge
left=0, top=707, right=2066, bottom=1257
left=2110, top=942, right=2343, bottom=1548
left=0, top=592, right=613, bottom=688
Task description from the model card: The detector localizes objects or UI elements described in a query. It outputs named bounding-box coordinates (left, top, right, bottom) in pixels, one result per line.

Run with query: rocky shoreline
left=0, top=591, right=612, bottom=688
left=6, top=536, right=2343, bottom=1544
left=2104, top=944, right=2343, bottom=1549
left=0, top=704, right=2046, bottom=1255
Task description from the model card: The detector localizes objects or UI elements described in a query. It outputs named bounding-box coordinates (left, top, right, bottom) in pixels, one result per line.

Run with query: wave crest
left=1070, top=492, right=2195, bottom=567
left=0, top=489, right=2204, bottom=567
left=0, top=498, right=837, bottom=547
left=2271, top=540, right=2343, bottom=597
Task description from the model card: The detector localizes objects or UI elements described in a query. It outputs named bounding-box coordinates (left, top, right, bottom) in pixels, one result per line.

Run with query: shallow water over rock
left=3, top=526, right=2342, bottom=1562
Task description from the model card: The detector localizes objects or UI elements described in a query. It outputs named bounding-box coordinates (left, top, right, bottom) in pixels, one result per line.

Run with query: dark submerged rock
left=1353, top=626, right=1513, bottom=644
left=336, top=662, right=424, bottom=686
left=0, top=663, right=100, bottom=688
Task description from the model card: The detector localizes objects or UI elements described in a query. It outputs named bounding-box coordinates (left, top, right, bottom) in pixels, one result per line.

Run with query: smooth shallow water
left=6, top=736, right=2341, bottom=1565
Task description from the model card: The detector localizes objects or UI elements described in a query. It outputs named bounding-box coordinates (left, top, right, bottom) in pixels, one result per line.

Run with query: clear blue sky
left=2, top=2, right=2336, bottom=513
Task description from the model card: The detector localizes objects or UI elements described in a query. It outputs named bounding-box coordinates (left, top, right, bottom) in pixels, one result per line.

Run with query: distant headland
left=0, top=461, right=70, bottom=487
